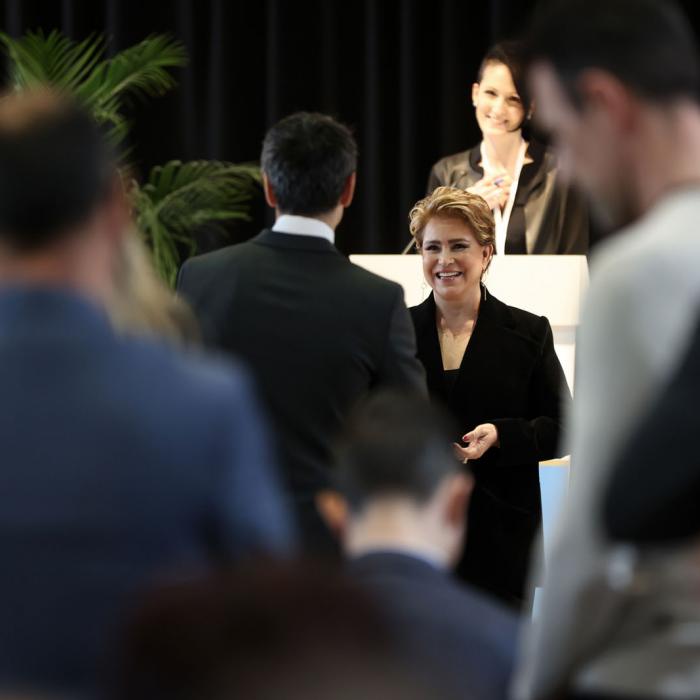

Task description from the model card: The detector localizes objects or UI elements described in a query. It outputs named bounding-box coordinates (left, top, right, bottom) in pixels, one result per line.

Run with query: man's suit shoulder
left=182, top=239, right=401, bottom=290
left=345, top=260, right=404, bottom=296
left=351, top=552, right=517, bottom=635
left=181, top=241, right=254, bottom=274
left=117, top=334, right=251, bottom=410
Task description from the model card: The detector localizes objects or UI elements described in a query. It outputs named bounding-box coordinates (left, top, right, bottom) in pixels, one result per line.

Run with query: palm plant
left=133, top=160, right=261, bottom=286
left=0, top=29, right=261, bottom=285
left=0, top=29, right=186, bottom=149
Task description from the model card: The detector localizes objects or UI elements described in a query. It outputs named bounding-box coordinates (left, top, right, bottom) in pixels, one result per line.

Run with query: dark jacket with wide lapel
left=427, top=141, right=590, bottom=255
left=178, top=230, right=427, bottom=550
left=410, top=290, right=568, bottom=606
left=348, top=551, right=518, bottom=700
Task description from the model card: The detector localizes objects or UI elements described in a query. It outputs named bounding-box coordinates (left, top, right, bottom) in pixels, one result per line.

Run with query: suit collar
left=272, top=214, right=335, bottom=244
left=348, top=550, right=448, bottom=580
left=412, top=287, right=515, bottom=336
left=411, top=288, right=515, bottom=405
left=252, top=229, right=342, bottom=254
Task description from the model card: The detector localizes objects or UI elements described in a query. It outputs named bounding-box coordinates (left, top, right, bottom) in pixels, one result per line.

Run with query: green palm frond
left=77, top=34, right=186, bottom=111
left=0, top=30, right=186, bottom=148
left=0, top=30, right=104, bottom=90
left=0, top=30, right=255, bottom=288
left=134, top=160, right=262, bottom=286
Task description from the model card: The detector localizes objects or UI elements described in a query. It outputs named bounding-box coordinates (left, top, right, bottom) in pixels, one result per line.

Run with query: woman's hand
left=467, top=174, right=512, bottom=210
left=452, top=423, right=500, bottom=463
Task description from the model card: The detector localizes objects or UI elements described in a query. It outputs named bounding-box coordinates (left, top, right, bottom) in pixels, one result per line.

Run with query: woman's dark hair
left=477, top=40, right=532, bottom=116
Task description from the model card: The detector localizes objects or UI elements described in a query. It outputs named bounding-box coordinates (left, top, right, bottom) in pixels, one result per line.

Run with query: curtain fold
left=2, top=0, right=690, bottom=254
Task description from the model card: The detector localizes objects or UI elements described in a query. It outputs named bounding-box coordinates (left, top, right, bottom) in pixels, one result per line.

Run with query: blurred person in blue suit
left=0, top=90, right=293, bottom=696
left=318, top=391, right=518, bottom=700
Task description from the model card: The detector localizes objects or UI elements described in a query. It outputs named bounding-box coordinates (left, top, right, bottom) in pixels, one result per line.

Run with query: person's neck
left=434, top=286, right=481, bottom=333
left=0, top=235, right=112, bottom=306
left=276, top=207, right=342, bottom=231
left=633, top=101, right=700, bottom=216
left=483, top=130, right=524, bottom=176
left=345, top=500, right=449, bottom=568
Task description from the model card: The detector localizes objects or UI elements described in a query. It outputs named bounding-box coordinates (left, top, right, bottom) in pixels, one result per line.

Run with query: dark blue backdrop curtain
left=0, top=0, right=697, bottom=255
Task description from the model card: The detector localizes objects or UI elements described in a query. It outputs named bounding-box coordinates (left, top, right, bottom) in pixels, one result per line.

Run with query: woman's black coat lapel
left=409, top=287, right=525, bottom=422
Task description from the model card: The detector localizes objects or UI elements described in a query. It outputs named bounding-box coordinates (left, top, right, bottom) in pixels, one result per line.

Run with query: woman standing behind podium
left=409, top=187, right=569, bottom=608
left=427, top=41, right=589, bottom=255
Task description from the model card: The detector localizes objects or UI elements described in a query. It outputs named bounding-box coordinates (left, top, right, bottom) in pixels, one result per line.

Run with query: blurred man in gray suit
left=516, top=1, right=700, bottom=698
left=0, top=90, right=293, bottom=696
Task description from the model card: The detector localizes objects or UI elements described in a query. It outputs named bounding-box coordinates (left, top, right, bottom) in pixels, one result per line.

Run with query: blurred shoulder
left=123, top=334, right=252, bottom=408
left=432, top=148, right=472, bottom=171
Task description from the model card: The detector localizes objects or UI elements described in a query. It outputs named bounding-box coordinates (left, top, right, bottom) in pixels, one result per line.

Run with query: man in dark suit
left=318, top=391, right=519, bottom=700
left=178, top=112, right=426, bottom=553
left=0, top=91, right=293, bottom=695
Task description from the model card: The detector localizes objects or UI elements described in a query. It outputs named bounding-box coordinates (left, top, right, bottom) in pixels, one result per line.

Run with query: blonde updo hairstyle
left=409, top=186, right=496, bottom=272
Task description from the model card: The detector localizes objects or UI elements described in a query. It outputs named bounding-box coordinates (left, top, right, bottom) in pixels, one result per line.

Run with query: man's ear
left=339, top=172, right=356, bottom=208
left=444, top=472, right=474, bottom=528
left=471, top=82, right=480, bottom=106
left=316, top=490, right=349, bottom=541
left=576, top=69, right=637, bottom=132
left=262, top=172, right=277, bottom=208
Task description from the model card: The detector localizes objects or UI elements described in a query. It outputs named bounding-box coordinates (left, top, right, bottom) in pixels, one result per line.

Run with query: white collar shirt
left=272, top=214, right=335, bottom=245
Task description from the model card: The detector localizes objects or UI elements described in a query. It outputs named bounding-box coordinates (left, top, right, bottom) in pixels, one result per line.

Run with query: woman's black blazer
left=410, top=289, right=569, bottom=607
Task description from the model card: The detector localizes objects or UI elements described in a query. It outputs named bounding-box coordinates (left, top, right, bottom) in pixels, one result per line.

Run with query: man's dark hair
left=526, top=0, right=700, bottom=107
left=0, top=90, right=115, bottom=252
left=334, top=391, right=461, bottom=511
left=261, top=111, right=357, bottom=217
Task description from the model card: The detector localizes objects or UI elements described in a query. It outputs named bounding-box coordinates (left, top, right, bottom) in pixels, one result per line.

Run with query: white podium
left=350, top=254, right=589, bottom=558
left=349, top=254, right=588, bottom=395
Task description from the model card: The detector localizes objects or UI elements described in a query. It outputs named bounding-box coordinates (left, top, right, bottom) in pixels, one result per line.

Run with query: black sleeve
left=376, top=285, right=428, bottom=396
left=176, top=257, right=196, bottom=303
left=491, top=319, right=570, bottom=467
left=603, top=320, right=700, bottom=543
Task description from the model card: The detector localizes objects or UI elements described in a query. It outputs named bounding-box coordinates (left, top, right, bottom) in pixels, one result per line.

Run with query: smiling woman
left=408, top=187, right=570, bottom=608
left=427, top=41, right=590, bottom=255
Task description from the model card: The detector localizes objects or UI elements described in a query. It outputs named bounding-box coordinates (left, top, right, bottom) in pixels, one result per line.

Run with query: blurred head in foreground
left=319, top=391, right=472, bottom=569
left=0, top=89, right=127, bottom=303
left=116, top=561, right=443, bottom=700
left=526, top=0, right=700, bottom=229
